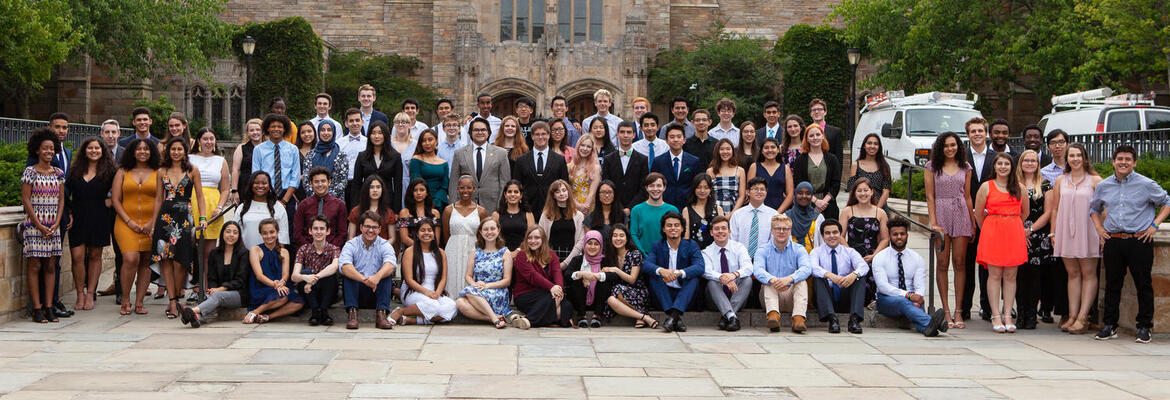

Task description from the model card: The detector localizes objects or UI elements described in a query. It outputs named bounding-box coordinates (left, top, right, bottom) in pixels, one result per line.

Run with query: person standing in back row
left=961, top=117, right=997, bottom=323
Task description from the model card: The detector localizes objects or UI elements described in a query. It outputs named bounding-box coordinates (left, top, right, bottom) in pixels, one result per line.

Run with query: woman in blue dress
left=455, top=217, right=514, bottom=328
left=245, top=218, right=304, bottom=324
left=747, top=138, right=794, bottom=213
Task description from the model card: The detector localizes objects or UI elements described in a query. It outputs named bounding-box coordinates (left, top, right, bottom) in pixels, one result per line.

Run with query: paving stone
left=424, top=335, right=500, bottom=344
left=889, top=354, right=996, bottom=365
left=447, top=375, right=584, bottom=398
left=592, top=337, right=689, bottom=353
left=827, top=364, right=912, bottom=387
left=103, top=348, right=256, bottom=364
left=0, top=372, right=46, bottom=393
left=1065, top=355, right=1170, bottom=371
left=0, top=390, right=80, bottom=400
left=75, top=392, right=219, bottom=400
left=720, top=387, right=800, bottom=399
left=688, top=342, right=767, bottom=354
left=519, top=344, right=595, bottom=358
left=597, top=352, right=743, bottom=368
left=732, top=353, right=824, bottom=369
left=335, top=349, right=420, bottom=361
left=390, top=360, right=516, bottom=375
left=225, top=382, right=353, bottom=400
left=23, top=371, right=180, bottom=392
left=644, top=367, right=709, bottom=377
left=891, top=364, right=1023, bottom=379
left=228, top=338, right=311, bottom=349
left=1019, top=369, right=1151, bottom=380
left=708, top=368, right=849, bottom=387
left=995, top=358, right=1087, bottom=370
left=132, top=333, right=239, bottom=349
left=0, top=342, right=44, bottom=358
left=419, top=343, right=516, bottom=361
left=759, top=341, right=881, bottom=354
left=383, top=374, right=451, bottom=384
left=906, top=378, right=984, bottom=388
left=248, top=349, right=338, bottom=364
left=350, top=383, right=447, bottom=398
left=520, top=357, right=601, bottom=368
left=181, top=364, right=323, bottom=382
left=1109, top=379, right=1170, bottom=399
left=977, top=378, right=1144, bottom=400
left=903, top=387, right=1005, bottom=400
left=584, top=377, right=723, bottom=397
left=0, top=333, right=58, bottom=341
left=316, top=360, right=391, bottom=383
left=44, top=341, right=133, bottom=353
left=519, top=366, right=644, bottom=377
left=810, top=353, right=896, bottom=364
left=307, top=338, right=425, bottom=351
left=789, top=387, right=913, bottom=399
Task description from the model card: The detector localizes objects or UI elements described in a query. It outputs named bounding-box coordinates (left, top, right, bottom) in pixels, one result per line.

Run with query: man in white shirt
left=432, top=99, right=454, bottom=133
left=339, top=108, right=368, bottom=182
left=310, top=93, right=343, bottom=138
left=632, top=112, right=666, bottom=166
left=582, top=89, right=623, bottom=147
left=809, top=220, right=869, bottom=334
left=963, top=117, right=996, bottom=323
left=730, top=178, right=779, bottom=260
left=872, top=218, right=949, bottom=337
left=397, top=98, right=430, bottom=140
left=436, top=113, right=466, bottom=163
left=760, top=101, right=783, bottom=142
left=708, top=97, right=740, bottom=147
left=702, top=216, right=753, bottom=331
left=464, top=93, right=503, bottom=142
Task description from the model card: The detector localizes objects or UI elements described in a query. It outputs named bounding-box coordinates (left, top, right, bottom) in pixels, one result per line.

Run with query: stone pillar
left=455, top=9, right=485, bottom=116
left=55, top=55, right=93, bottom=123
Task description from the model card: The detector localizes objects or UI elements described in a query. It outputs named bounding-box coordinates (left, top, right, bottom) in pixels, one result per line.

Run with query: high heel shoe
left=43, top=306, right=59, bottom=323
left=31, top=307, right=47, bottom=323
left=992, top=314, right=1006, bottom=333
left=952, top=311, right=966, bottom=329
left=1004, top=315, right=1017, bottom=333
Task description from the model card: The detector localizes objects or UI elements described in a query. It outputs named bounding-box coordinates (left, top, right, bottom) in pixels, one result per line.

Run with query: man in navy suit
left=650, top=124, right=700, bottom=210
left=643, top=211, right=704, bottom=332
left=602, top=121, right=649, bottom=210
left=26, top=112, right=74, bottom=318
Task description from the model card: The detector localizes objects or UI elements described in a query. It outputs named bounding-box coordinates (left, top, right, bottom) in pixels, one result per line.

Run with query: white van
left=851, top=91, right=983, bottom=180
left=1037, top=88, right=1169, bottom=134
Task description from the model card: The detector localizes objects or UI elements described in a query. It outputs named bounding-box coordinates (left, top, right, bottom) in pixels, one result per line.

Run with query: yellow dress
left=114, top=170, right=158, bottom=253
left=572, top=171, right=592, bottom=211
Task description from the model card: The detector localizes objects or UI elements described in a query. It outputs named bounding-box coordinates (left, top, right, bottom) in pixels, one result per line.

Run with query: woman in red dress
left=975, top=153, right=1030, bottom=334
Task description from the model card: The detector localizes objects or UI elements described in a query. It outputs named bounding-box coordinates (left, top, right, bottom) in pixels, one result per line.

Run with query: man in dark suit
left=643, top=211, right=704, bottom=332
left=989, top=119, right=1019, bottom=159
left=651, top=124, right=701, bottom=210
left=450, top=118, right=511, bottom=214
left=810, top=98, right=843, bottom=164
left=119, top=107, right=161, bottom=151
left=513, top=121, right=569, bottom=214
left=962, top=117, right=997, bottom=322
left=1021, top=124, right=1053, bottom=166
left=602, top=121, right=648, bottom=209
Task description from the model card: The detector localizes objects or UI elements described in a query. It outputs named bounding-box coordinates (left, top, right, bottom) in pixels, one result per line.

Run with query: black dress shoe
left=960, top=311, right=971, bottom=321
left=847, top=315, right=863, bottom=334
left=980, top=310, right=991, bottom=322
left=827, top=315, right=841, bottom=333
left=717, top=316, right=728, bottom=331
left=1039, top=310, right=1054, bottom=323
left=321, top=311, right=335, bottom=326
left=52, top=301, right=74, bottom=318
left=924, top=309, right=946, bottom=337
left=308, top=310, right=321, bottom=326
left=726, top=316, right=741, bottom=332
left=674, top=316, right=687, bottom=332
left=1020, top=317, right=1037, bottom=330
left=662, top=315, right=676, bottom=332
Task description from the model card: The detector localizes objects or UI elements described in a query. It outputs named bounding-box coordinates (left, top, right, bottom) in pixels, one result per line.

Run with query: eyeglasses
left=361, top=224, right=380, bottom=230
left=551, top=127, right=566, bottom=132
left=1047, top=139, right=1067, bottom=145
left=471, top=128, right=490, bottom=133
left=810, top=108, right=825, bottom=112
left=771, top=226, right=791, bottom=232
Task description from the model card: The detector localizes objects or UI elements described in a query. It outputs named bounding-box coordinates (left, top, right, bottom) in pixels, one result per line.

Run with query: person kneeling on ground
left=871, top=217, right=948, bottom=337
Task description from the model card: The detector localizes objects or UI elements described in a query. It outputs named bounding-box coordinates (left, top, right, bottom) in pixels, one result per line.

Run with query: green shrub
left=1094, top=156, right=1170, bottom=192
left=889, top=171, right=926, bottom=202
left=0, top=142, right=30, bottom=206
left=233, top=17, right=324, bottom=122
left=776, top=24, right=850, bottom=129
left=325, top=50, right=439, bottom=124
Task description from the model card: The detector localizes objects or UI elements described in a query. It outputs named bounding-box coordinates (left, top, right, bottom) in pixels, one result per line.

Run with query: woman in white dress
left=233, top=171, right=289, bottom=249
left=442, top=175, right=487, bottom=296
left=392, top=219, right=457, bottom=324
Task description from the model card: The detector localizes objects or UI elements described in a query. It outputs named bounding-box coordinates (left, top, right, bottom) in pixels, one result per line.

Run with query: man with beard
left=872, top=217, right=949, bottom=337
left=989, top=119, right=1016, bottom=157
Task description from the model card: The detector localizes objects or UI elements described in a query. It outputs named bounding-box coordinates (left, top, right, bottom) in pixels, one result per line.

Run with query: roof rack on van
left=861, top=90, right=977, bottom=114
left=1050, top=88, right=1155, bottom=112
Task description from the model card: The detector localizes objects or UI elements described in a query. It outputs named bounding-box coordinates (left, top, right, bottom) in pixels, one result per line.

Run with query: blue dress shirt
left=252, top=139, right=301, bottom=192
left=752, top=239, right=812, bottom=284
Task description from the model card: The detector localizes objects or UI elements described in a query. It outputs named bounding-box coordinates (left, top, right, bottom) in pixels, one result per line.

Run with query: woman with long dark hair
left=398, top=178, right=442, bottom=250
left=780, top=114, right=804, bottom=167
left=548, top=118, right=576, bottom=163
left=112, top=138, right=160, bottom=315
left=494, top=115, right=529, bottom=170
left=234, top=171, right=289, bottom=249
left=708, top=138, right=746, bottom=214
left=585, top=180, right=627, bottom=234
left=493, top=180, right=535, bottom=251
left=347, top=175, right=398, bottom=241
left=587, top=117, right=616, bottom=161
left=683, top=173, right=723, bottom=248
left=162, top=112, right=193, bottom=153
left=66, top=136, right=116, bottom=311
left=352, top=120, right=403, bottom=210
left=190, top=127, right=232, bottom=278
left=150, top=137, right=207, bottom=319
left=747, top=138, right=793, bottom=212
left=22, top=129, right=66, bottom=322
left=181, top=221, right=250, bottom=328
left=924, top=131, right=974, bottom=329
left=600, top=224, right=657, bottom=328
left=244, top=218, right=304, bottom=324
left=848, top=133, right=892, bottom=209
left=410, top=129, right=450, bottom=209
left=735, top=121, right=758, bottom=171
left=392, top=219, right=456, bottom=324
left=974, top=153, right=1029, bottom=333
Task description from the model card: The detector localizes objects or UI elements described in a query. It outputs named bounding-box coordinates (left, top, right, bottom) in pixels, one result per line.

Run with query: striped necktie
left=747, top=209, right=759, bottom=259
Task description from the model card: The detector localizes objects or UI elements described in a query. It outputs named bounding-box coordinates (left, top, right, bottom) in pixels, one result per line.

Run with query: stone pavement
left=2, top=301, right=1169, bottom=400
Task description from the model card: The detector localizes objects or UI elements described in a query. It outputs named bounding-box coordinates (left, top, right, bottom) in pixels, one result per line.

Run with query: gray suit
left=449, top=142, right=511, bottom=214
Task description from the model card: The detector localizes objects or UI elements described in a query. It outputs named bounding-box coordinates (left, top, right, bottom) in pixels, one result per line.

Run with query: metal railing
left=0, top=117, right=135, bottom=150
left=1007, top=128, right=1170, bottom=164
left=192, top=202, right=240, bottom=303
left=884, top=155, right=943, bottom=313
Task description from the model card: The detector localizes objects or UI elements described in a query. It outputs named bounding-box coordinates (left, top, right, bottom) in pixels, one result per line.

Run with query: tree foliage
left=1077, top=0, right=1170, bottom=91
left=776, top=24, right=851, bottom=129
left=324, top=50, right=441, bottom=124
left=0, top=0, right=80, bottom=96
left=648, top=22, right=781, bottom=126
left=233, top=17, right=325, bottom=121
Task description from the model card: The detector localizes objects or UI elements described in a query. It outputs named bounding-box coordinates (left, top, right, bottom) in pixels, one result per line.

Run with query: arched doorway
left=566, top=95, right=596, bottom=122
left=492, top=93, right=521, bottom=118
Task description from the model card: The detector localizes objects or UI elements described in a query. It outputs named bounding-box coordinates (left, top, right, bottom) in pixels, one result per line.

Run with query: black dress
left=847, top=213, right=882, bottom=304
left=239, top=142, right=255, bottom=188
left=66, top=175, right=113, bottom=248
left=499, top=209, right=528, bottom=251
left=685, top=205, right=715, bottom=249
left=548, top=218, right=576, bottom=260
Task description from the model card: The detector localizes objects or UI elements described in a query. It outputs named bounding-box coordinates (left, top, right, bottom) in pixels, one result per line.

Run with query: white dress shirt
left=729, top=203, right=779, bottom=249
left=633, top=138, right=667, bottom=161
left=809, top=243, right=870, bottom=279
left=762, top=122, right=782, bottom=141
left=870, top=246, right=928, bottom=298
left=339, top=133, right=367, bottom=179
left=656, top=243, right=684, bottom=289
left=437, top=135, right=466, bottom=163
left=709, top=123, right=741, bottom=148
left=616, top=145, right=634, bottom=172
left=970, top=145, right=989, bottom=180
left=701, top=240, right=754, bottom=280
left=532, top=148, right=548, bottom=171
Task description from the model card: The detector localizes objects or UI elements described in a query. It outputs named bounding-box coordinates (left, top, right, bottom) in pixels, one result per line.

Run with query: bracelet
left=230, top=189, right=238, bottom=193
left=199, top=217, right=207, bottom=221
left=1152, top=222, right=1159, bottom=229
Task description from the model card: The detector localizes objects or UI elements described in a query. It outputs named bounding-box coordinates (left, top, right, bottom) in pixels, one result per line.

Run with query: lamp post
left=242, top=36, right=256, bottom=118
left=846, top=48, right=861, bottom=150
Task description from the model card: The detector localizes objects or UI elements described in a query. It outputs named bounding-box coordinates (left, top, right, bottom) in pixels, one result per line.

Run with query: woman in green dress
left=409, top=129, right=450, bottom=210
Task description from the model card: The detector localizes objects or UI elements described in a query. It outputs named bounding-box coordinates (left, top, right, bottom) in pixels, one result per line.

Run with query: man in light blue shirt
left=436, top=113, right=466, bottom=163
left=252, top=114, right=301, bottom=207
left=339, top=211, right=398, bottom=330
left=753, top=214, right=812, bottom=333
left=809, top=219, right=869, bottom=334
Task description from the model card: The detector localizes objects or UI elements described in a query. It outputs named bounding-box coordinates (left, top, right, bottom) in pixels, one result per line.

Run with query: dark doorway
left=566, top=95, right=596, bottom=122
left=492, top=93, right=521, bottom=118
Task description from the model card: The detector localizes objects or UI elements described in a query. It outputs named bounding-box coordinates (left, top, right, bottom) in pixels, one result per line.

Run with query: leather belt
left=1108, top=232, right=1137, bottom=239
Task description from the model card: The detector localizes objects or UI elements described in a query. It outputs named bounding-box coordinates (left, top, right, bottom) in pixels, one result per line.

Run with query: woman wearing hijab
left=562, top=230, right=615, bottom=328
left=786, top=182, right=825, bottom=252
left=302, top=120, right=349, bottom=199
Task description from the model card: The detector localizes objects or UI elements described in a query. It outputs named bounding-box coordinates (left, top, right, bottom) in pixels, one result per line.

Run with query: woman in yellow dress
left=112, top=138, right=160, bottom=315
left=569, top=135, right=600, bottom=214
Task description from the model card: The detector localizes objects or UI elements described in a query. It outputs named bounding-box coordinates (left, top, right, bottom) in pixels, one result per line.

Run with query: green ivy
left=232, top=17, right=324, bottom=122
left=775, top=24, right=851, bottom=129
left=325, top=50, right=440, bottom=125
left=131, top=95, right=176, bottom=138
left=0, top=142, right=30, bottom=206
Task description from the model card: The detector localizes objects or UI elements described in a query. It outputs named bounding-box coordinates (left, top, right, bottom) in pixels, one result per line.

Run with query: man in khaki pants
left=752, top=214, right=812, bottom=333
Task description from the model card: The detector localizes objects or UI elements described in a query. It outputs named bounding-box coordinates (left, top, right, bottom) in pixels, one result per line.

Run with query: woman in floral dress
left=22, top=128, right=66, bottom=323
left=151, top=137, right=207, bottom=319
left=601, top=224, right=658, bottom=328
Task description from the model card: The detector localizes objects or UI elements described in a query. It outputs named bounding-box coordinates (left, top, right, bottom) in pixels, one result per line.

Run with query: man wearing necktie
left=872, top=218, right=948, bottom=337
left=809, top=220, right=869, bottom=334
left=649, top=124, right=700, bottom=210
left=603, top=122, right=649, bottom=210
left=761, top=101, right=783, bottom=142
left=701, top=216, right=753, bottom=331
left=449, top=117, right=511, bottom=213
left=513, top=122, right=567, bottom=214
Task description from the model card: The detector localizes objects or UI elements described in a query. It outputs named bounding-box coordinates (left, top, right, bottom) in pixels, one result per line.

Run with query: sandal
left=44, top=306, right=59, bottom=323
left=31, top=307, right=47, bottom=323
left=992, top=314, right=1006, bottom=333
left=120, top=302, right=132, bottom=316
left=165, top=298, right=179, bottom=319
left=133, top=303, right=148, bottom=315
left=1005, top=316, right=1017, bottom=333
left=493, top=316, right=508, bottom=329
left=952, top=311, right=966, bottom=329
left=1068, top=317, right=1087, bottom=334
left=638, top=313, right=660, bottom=329
left=243, top=312, right=258, bottom=324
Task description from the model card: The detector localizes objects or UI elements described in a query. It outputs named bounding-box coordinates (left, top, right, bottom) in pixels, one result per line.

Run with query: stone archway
left=479, top=78, right=544, bottom=117
left=557, top=78, right=625, bottom=120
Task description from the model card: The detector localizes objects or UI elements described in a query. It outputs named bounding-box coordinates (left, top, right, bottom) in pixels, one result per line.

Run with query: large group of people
left=17, top=87, right=1167, bottom=343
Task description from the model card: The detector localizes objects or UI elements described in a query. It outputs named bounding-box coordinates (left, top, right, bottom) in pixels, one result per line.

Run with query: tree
left=1076, top=0, right=1170, bottom=93
left=232, top=17, right=325, bottom=121
left=325, top=50, right=441, bottom=125
left=0, top=0, right=81, bottom=115
left=648, top=22, right=781, bottom=126
left=776, top=24, right=851, bottom=129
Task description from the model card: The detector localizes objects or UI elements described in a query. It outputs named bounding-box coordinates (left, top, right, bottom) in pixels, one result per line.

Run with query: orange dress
left=114, top=171, right=158, bottom=253
left=976, top=182, right=1027, bottom=267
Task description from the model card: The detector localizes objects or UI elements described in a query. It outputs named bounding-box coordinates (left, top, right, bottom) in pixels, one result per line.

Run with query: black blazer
left=792, top=152, right=842, bottom=219
left=966, top=146, right=998, bottom=204
left=205, top=245, right=252, bottom=306
left=349, top=148, right=404, bottom=211
left=513, top=150, right=569, bottom=214
left=824, top=124, right=844, bottom=165
left=601, top=150, right=648, bottom=208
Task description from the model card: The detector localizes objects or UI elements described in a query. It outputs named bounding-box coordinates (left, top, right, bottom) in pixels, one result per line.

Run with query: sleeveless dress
left=190, top=154, right=224, bottom=239
left=926, top=161, right=973, bottom=238
left=21, top=167, right=66, bottom=257
left=1053, top=175, right=1100, bottom=258
left=402, top=251, right=457, bottom=322
left=248, top=243, right=303, bottom=310
left=848, top=166, right=889, bottom=196
left=1024, top=182, right=1057, bottom=266
left=114, top=170, right=157, bottom=253
left=686, top=205, right=715, bottom=248
left=605, top=250, right=648, bottom=319
left=976, top=183, right=1027, bottom=266
left=572, top=170, right=593, bottom=211
left=409, top=158, right=450, bottom=210
left=460, top=248, right=512, bottom=315
left=152, top=173, right=196, bottom=264
left=498, top=209, right=528, bottom=251
left=444, top=208, right=480, bottom=296
left=712, top=175, right=739, bottom=214
left=846, top=214, right=881, bottom=257
left=755, top=162, right=786, bottom=210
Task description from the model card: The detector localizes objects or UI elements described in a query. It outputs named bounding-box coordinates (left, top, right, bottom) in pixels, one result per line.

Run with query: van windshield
left=905, top=108, right=983, bottom=136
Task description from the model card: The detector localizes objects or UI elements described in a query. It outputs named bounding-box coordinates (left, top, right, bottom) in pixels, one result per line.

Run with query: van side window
left=892, top=111, right=903, bottom=130
left=1106, top=110, right=1140, bottom=132
left=1146, top=110, right=1170, bottom=130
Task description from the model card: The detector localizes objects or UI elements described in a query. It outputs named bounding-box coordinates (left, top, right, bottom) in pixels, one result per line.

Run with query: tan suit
left=449, top=142, right=511, bottom=214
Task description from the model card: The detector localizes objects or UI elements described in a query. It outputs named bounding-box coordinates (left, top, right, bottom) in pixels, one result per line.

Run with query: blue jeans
left=343, top=276, right=393, bottom=311
left=648, top=275, right=699, bottom=313
left=876, top=293, right=930, bottom=333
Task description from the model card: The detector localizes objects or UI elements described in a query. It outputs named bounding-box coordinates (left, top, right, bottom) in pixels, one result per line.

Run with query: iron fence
left=0, top=117, right=135, bottom=150
left=1007, top=128, right=1170, bottom=164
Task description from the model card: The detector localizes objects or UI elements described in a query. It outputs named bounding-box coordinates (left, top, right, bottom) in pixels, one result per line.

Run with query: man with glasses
left=753, top=214, right=812, bottom=333
left=682, top=109, right=718, bottom=171
left=339, top=211, right=398, bottom=330
left=1040, top=129, right=1068, bottom=183
left=449, top=118, right=511, bottom=213
left=809, top=98, right=843, bottom=164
